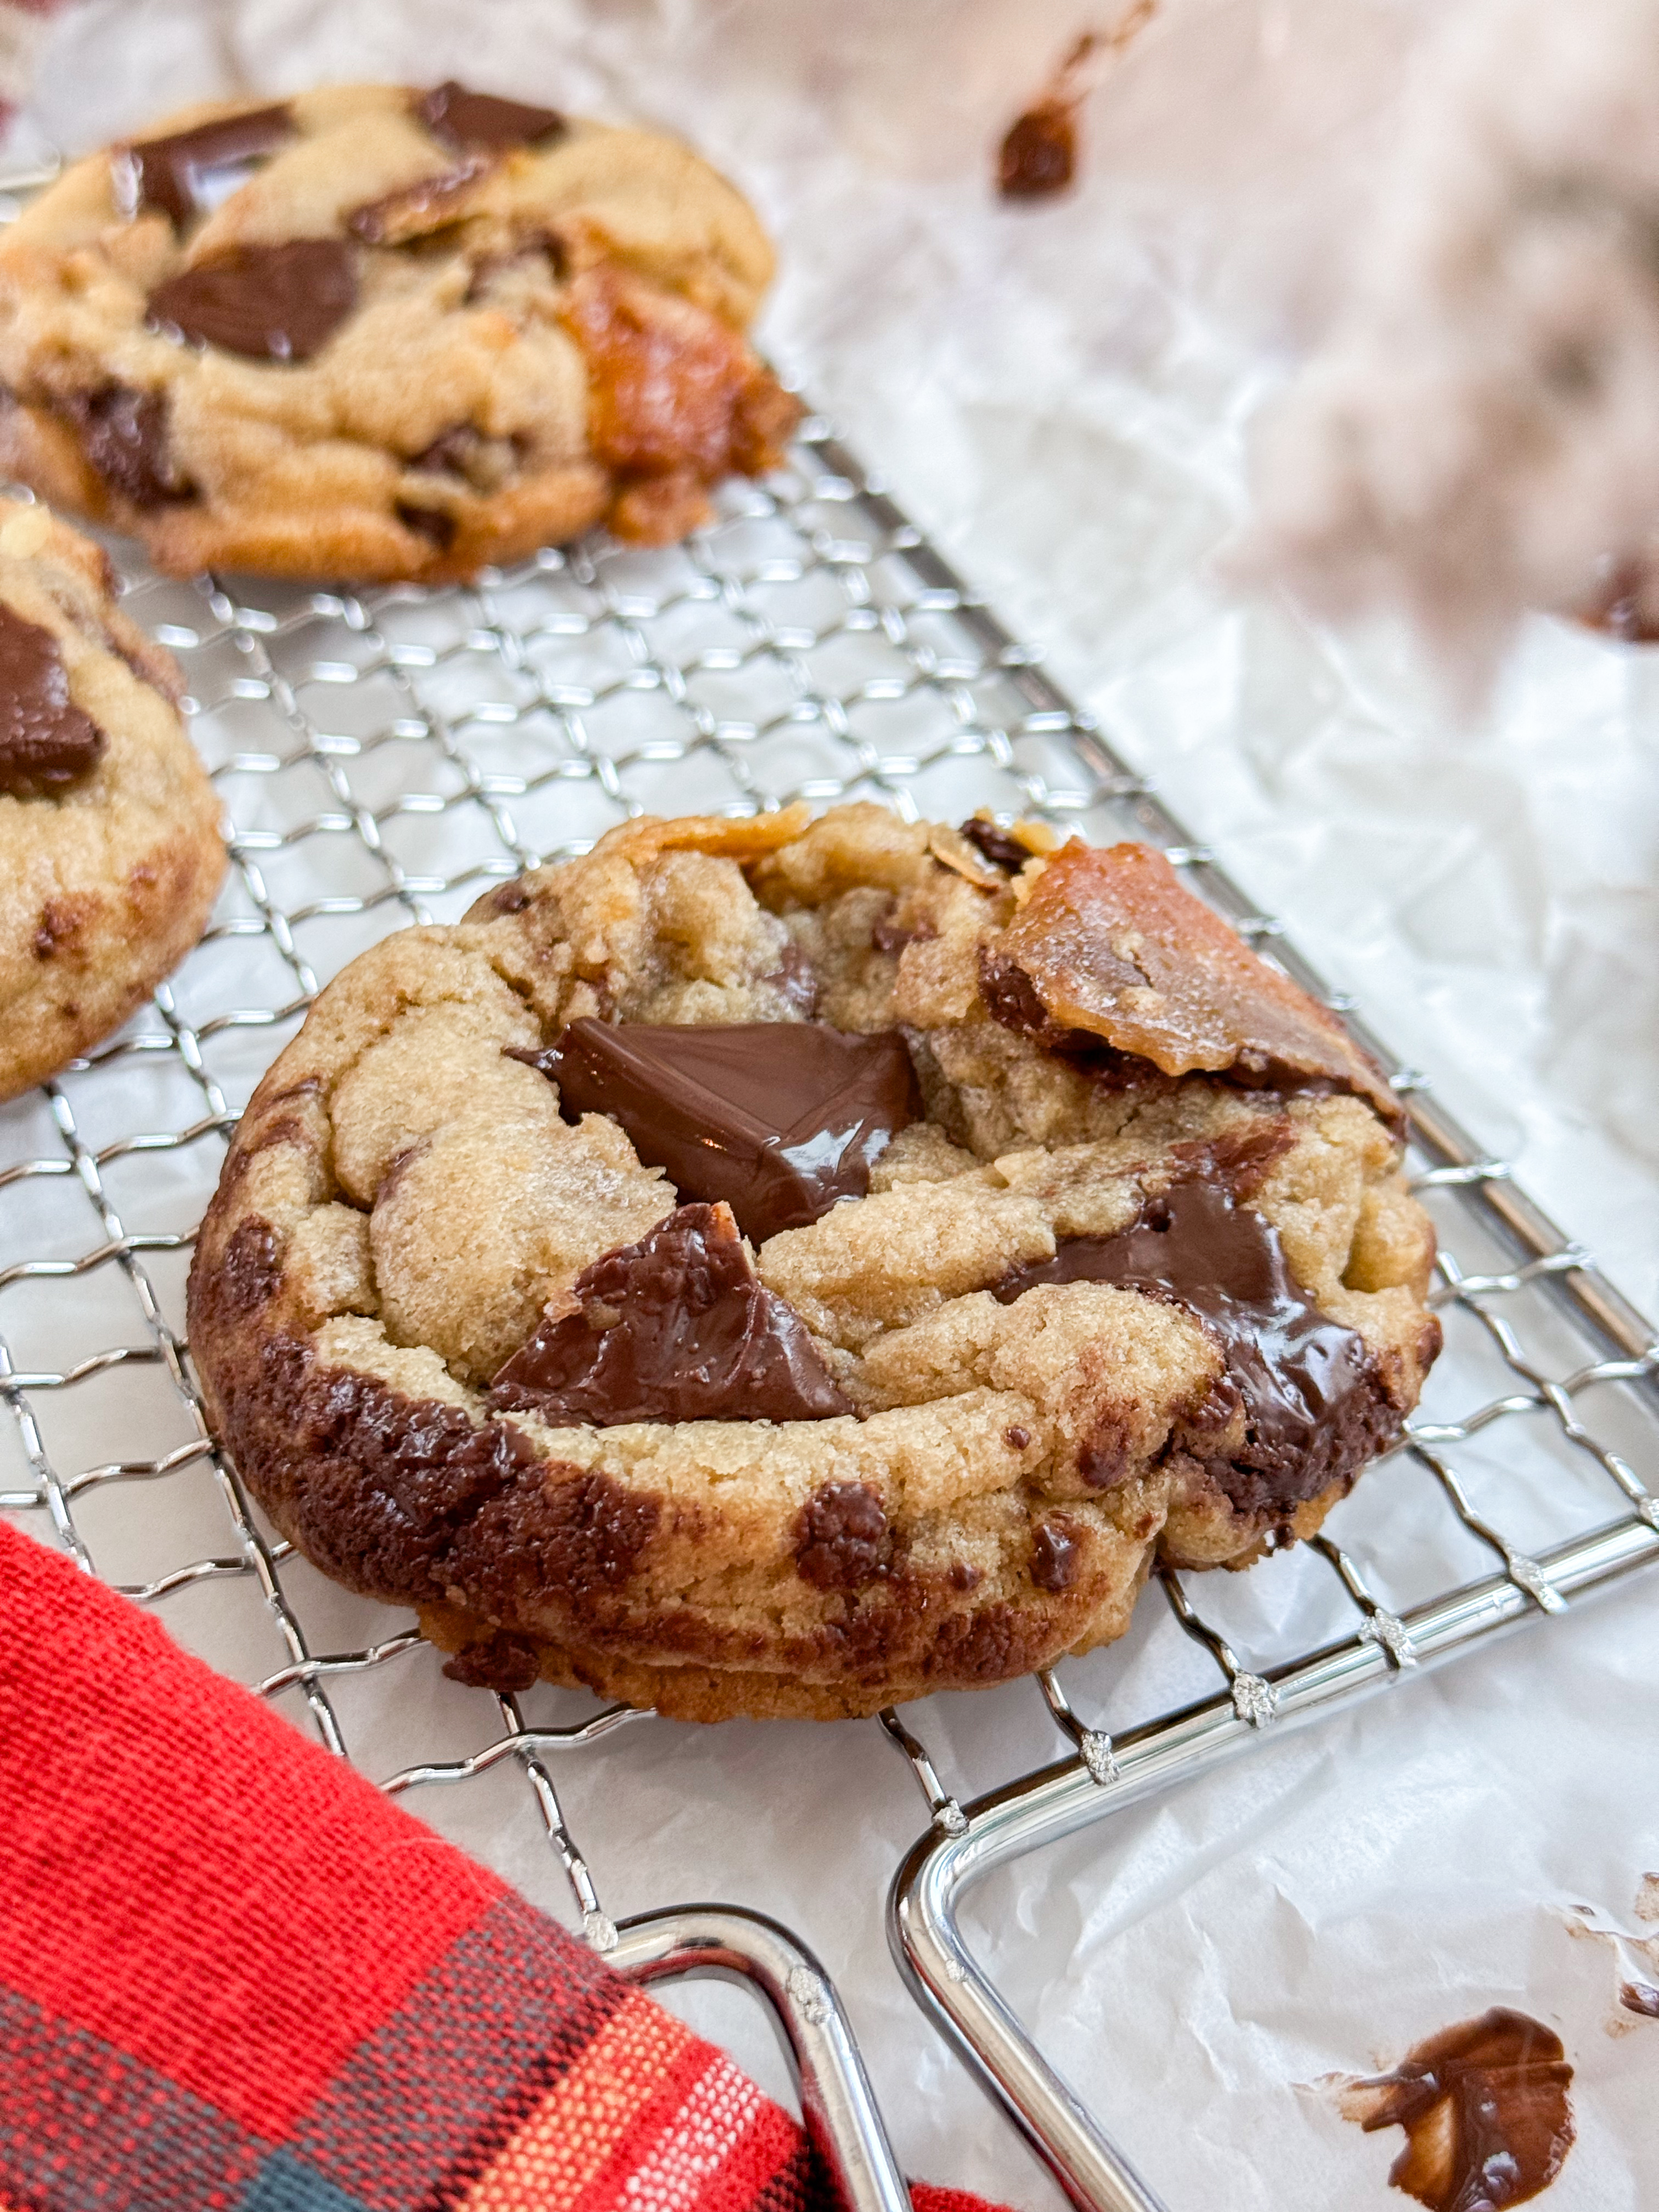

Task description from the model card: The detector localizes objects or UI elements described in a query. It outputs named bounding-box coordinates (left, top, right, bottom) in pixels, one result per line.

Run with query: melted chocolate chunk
left=1342, top=2008, right=1574, bottom=2211
left=994, top=1159, right=1396, bottom=1513
left=980, top=838, right=1402, bottom=1127
left=116, top=104, right=295, bottom=227
left=394, top=499, right=457, bottom=551
left=998, top=102, right=1077, bottom=199
left=1620, top=1980, right=1659, bottom=2017
left=489, top=1202, right=850, bottom=1427
left=59, top=386, right=194, bottom=510
left=795, top=1480, right=888, bottom=1589
left=0, top=606, right=105, bottom=797
left=347, top=161, right=489, bottom=246
left=527, top=1019, right=919, bottom=1245
left=441, top=1629, right=541, bottom=1692
left=958, top=815, right=1031, bottom=872
left=148, top=240, right=357, bottom=363
left=1030, top=1519, right=1079, bottom=1591
left=417, top=82, right=567, bottom=153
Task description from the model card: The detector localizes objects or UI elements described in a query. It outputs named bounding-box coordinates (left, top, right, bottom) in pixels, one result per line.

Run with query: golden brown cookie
left=187, top=805, right=1440, bottom=1721
left=0, top=83, right=797, bottom=582
left=0, top=497, right=225, bottom=1103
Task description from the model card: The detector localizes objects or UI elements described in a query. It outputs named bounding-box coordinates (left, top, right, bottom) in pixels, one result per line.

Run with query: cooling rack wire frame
left=0, top=217, right=1654, bottom=2212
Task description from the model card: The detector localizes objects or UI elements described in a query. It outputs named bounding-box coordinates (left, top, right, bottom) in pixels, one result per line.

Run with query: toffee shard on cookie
left=0, top=83, right=799, bottom=582
left=0, top=497, right=224, bottom=1103
left=187, top=804, right=1440, bottom=1722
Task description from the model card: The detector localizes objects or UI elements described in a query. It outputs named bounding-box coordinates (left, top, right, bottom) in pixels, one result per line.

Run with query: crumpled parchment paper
left=5, top=4, right=1657, bottom=2205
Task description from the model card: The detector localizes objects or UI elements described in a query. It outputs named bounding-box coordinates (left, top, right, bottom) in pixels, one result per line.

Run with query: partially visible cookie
left=0, top=83, right=799, bottom=581
left=0, top=498, right=225, bottom=1102
left=188, top=804, right=1440, bottom=1723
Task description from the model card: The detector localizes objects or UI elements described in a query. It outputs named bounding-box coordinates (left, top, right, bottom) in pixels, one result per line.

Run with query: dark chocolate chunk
left=116, top=104, right=295, bottom=227
left=0, top=605, right=106, bottom=797
left=794, top=1480, right=889, bottom=1589
left=59, top=386, right=195, bottom=510
left=994, top=1158, right=1398, bottom=1512
left=958, top=816, right=1030, bottom=872
left=489, top=1201, right=850, bottom=1427
left=416, top=82, right=567, bottom=153
left=346, top=160, right=489, bottom=246
left=1340, top=2008, right=1574, bottom=2211
left=1030, top=1520, right=1079, bottom=1592
left=394, top=499, right=457, bottom=551
left=1620, top=1980, right=1659, bottom=2017
left=148, top=240, right=358, bottom=363
left=998, top=101, right=1076, bottom=199
left=526, top=1019, right=920, bottom=1245
left=1003, top=1424, right=1031, bottom=1451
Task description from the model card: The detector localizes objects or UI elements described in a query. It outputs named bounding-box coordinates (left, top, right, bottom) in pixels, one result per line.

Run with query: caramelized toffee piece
left=148, top=241, right=358, bottom=364
left=416, top=82, right=567, bottom=153
left=528, top=1018, right=921, bottom=1244
left=0, top=606, right=105, bottom=797
left=994, top=1159, right=1394, bottom=1509
left=1341, top=2008, right=1575, bottom=2211
left=998, top=101, right=1077, bottom=199
left=489, top=1201, right=850, bottom=1426
left=115, top=104, right=295, bottom=227
left=980, top=839, right=1401, bottom=1126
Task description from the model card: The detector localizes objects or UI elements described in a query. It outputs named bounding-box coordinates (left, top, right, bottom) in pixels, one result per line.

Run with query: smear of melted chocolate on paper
left=1340, top=2008, right=1574, bottom=2211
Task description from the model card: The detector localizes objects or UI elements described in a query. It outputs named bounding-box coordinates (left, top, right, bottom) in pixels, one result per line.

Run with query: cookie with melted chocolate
left=0, top=498, right=224, bottom=1104
left=0, top=84, right=797, bottom=581
left=188, top=804, right=1438, bottom=1722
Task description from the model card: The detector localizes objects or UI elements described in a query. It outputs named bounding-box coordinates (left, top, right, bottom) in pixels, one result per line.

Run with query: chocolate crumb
left=442, top=1630, right=541, bottom=1693
left=958, top=816, right=1031, bottom=872
left=999, top=104, right=1077, bottom=200
left=1003, top=1424, right=1031, bottom=1450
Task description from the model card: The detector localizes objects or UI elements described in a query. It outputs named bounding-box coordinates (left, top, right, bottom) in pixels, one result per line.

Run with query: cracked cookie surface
left=187, top=804, right=1440, bottom=1720
left=0, top=496, right=224, bottom=1102
left=0, top=83, right=796, bottom=582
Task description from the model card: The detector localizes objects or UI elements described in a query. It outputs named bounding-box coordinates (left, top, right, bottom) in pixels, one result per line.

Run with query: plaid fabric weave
left=0, top=1523, right=998, bottom=2212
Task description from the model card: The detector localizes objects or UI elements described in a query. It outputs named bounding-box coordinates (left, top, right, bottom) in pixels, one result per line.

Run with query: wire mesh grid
left=2, top=417, right=1657, bottom=2212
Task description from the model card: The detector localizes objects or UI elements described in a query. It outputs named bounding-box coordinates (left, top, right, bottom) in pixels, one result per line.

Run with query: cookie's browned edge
left=188, top=1071, right=1150, bottom=1720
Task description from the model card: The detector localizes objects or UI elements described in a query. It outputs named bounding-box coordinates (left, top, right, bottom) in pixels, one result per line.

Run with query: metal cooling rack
left=2, top=408, right=1657, bottom=2212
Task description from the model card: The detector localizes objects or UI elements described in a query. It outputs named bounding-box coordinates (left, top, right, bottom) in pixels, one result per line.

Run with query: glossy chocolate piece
left=0, top=606, right=105, bottom=797
left=1342, top=2008, right=1574, bottom=2211
left=148, top=240, right=357, bottom=363
left=794, top=1481, right=888, bottom=1588
left=59, top=387, right=194, bottom=510
left=527, top=1018, right=920, bottom=1244
left=117, top=104, right=294, bottom=227
left=416, top=82, right=566, bottom=153
left=979, top=839, right=1403, bottom=1127
left=994, top=1155, right=1395, bottom=1509
left=489, top=1201, right=850, bottom=1426
left=346, top=161, right=489, bottom=246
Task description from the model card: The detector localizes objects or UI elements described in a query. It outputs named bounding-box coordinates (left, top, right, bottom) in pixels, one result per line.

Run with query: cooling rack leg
left=608, top=1904, right=909, bottom=2212
left=889, top=1828, right=1168, bottom=2212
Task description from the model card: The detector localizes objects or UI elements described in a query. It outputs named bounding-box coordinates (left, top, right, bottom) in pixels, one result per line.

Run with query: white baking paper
left=4, top=4, right=1657, bottom=2207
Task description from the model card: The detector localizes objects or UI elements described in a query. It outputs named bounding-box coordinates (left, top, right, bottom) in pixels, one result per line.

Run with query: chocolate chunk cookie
left=0, top=498, right=224, bottom=1102
left=187, top=805, right=1440, bottom=1722
left=0, top=83, right=797, bottom=582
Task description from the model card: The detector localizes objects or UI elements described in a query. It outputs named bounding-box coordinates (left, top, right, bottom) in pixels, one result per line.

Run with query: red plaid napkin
left=0, top=1521, right=1002, bottom=2212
